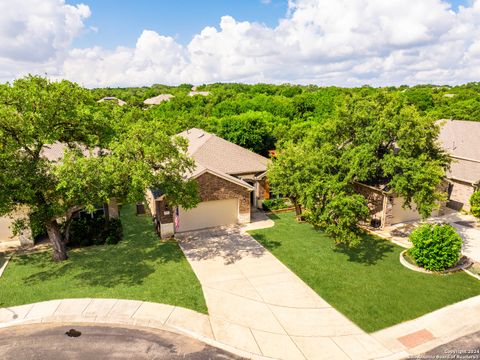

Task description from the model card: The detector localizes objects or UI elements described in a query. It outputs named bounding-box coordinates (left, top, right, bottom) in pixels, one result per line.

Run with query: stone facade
left=196, top=172, right=250, bottom=215
left=353, top=182, right=385, bottom=222
left=354, top=181, right=448, bottom=227
left=448, top=179, right=475, bottom=211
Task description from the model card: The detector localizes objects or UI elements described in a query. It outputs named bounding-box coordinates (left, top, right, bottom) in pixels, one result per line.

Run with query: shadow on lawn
left=19, top=215, right=184, bottom=288
left=333, top=234, right=395, bottom=265
left=251, top=233, right=282, bottom=251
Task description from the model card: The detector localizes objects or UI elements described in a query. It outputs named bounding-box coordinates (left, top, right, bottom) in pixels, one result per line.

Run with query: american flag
left=174, top=206, right=180, bottom=231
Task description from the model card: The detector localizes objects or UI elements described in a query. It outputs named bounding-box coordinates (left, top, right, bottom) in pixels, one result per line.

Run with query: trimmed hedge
left=471, top=191, right=480, bottom=218
left=262, top=198, right=292, bottom=211
left=408, top=223, right=462, bottom=271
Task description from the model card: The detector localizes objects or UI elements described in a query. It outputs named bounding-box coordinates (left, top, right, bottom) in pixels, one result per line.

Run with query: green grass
left=0, top=205, right=207, bottom=313
left=249, top=212, right=480, bottom=332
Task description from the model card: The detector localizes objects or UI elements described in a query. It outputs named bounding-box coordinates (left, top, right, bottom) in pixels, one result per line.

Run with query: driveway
left=373, top=210, right=480, bottom=263
left=177, top=227, right=392, bottom=360
left=0, top=323, right=244, bottom=360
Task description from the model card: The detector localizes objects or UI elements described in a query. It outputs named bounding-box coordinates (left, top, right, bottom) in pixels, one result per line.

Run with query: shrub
left=408, top=223, right=462, bottom=271
left=262, top=198, right=292, bottom=211
left=470, top=191, right=480, bottom=218
left=104, top=218, right=123, bottom=245
left=68, top=216, right=123, bottom=247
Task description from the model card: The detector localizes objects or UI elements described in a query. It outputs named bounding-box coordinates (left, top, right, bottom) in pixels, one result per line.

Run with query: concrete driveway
left=177, top=227, right=391, bottom=360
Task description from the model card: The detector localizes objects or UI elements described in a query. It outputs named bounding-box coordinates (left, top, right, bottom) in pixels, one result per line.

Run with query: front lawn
left=0, top=205, right=207, bottom=313
left=249, top=212, right=480, bottom=332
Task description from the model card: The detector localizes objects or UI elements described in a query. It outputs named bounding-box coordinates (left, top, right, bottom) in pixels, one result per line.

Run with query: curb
left=0, top=299, right=273, bottom=360
left=0, top=256, right=11, bottom=278
left=399, top=250, right=472, bottom=274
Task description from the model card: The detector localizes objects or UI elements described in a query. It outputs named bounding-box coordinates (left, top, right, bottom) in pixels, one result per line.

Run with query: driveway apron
left=177, top=227, right=392, bottom=360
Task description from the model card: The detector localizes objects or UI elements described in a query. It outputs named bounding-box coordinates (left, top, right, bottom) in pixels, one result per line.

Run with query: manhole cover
left=65, top=329, right=82, bottom=337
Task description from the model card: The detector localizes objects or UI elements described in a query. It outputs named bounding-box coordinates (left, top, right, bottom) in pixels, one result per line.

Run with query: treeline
left=91, top=82, right=480, bottom=156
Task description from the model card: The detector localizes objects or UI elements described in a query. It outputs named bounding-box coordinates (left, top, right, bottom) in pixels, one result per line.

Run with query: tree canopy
left=0, top=76, right=198, bottom=261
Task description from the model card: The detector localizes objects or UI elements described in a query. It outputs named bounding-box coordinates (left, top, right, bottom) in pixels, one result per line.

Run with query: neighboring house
left=97, top=97, right=127, bottom=106
left=354, top=182, right=447, bottom=228
left=0, top=143, right=119, bottom=246
left=438, top=119, right=480, bottom=211
left=143, top=94, right=174, bottom=105
left=355, top=119, right=480, bottom=227
left=146, top=128, right=269, bottom=237
left=188, top=86, right=210, bottom=97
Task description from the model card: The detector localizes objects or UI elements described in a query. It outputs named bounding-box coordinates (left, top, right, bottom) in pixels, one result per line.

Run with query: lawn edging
left=0, top=256, right=11, bottom=278
left=0, top=298, right=271, bottom=360
left=399, top=250, right=473, bottom=275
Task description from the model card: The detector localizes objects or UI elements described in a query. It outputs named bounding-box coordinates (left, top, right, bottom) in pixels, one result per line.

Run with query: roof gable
left=177, top=128, right=269, bottom=175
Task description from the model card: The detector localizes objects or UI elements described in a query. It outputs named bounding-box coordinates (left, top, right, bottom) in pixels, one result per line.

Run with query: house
left=353, top=182, right=447, bottom=228
left=438, top=119, right=480, bottom=211
left=146, top=128, right=269, bottom=237
left=0, top=143, right=119, bottom=246
left=143, top=94, right=174, bottom=105
left=97, top=97, right=127, bottom=106
left=355, top=119, right=479, bottom=227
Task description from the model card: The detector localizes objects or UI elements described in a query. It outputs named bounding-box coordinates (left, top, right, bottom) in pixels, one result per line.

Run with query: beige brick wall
left=196, top=172, right=250, bottom=214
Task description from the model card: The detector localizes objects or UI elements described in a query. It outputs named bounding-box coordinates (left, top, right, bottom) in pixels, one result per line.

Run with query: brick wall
left=156, top=199, right=174, bottom=223
left=353, top=182, right=385, bottom=221
left=196, top=172, right=250, bottom=214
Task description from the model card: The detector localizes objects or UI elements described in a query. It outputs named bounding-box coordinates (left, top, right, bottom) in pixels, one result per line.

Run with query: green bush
left=104, top=218, right=123, bottom=245
left=470, top=191, right=480, bottom=218
left=408, top=223, right=462, bottom=271
left=262, top=198, right=291, bottom=211
left=68, top=216, right=123, bottom=247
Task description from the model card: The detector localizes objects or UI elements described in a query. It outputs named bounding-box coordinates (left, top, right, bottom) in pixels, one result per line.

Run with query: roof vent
left=198, top=133, right=204, bottom=138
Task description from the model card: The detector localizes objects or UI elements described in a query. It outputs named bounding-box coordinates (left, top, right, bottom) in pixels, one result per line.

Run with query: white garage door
left=0, top=216, right=15, bottom=243
left=178, top=199, right=238, bottom=232
left=391, top=197, right=422, bottom=224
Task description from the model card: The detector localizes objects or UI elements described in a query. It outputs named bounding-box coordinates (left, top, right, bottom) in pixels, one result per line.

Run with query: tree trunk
left=46, top=220, right=68, bottom=262
left=292, top=198, right=302, bottom=216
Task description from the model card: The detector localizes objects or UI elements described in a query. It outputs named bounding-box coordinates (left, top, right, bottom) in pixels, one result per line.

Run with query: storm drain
left=65, top=329, right=82, bottom=337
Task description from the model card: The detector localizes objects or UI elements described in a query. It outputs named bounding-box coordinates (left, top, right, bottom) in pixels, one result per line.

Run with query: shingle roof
left=178, top=128, right=268, bottom=176
left=97, top=97, right=126, bottom=106
left=143, top=94, right=174, bottom=105
left=438, top=119, right=480, bottom=184
left=41, top=142, right=102, bottom=162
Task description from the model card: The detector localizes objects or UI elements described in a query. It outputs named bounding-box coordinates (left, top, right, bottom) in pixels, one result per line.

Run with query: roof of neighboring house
left=143, top=94, right=174, bottom=105
left=438, top=119, right=480, bottom=184
left=188, top=91, right=210, bottom=97
left=178, top=128, right=268, bottom=177
left=41, top=142, right=103, bottom=162
left=97, top=97, right=127, bottom=106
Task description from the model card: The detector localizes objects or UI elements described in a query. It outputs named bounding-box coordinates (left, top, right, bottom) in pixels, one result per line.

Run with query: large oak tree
left=0, top=76, right=198, bottom=261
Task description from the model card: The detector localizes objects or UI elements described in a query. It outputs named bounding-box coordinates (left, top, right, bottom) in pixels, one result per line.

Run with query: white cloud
left=0, top=0, right=90, bottom=82
left=2, top=0, right=480, bottom=86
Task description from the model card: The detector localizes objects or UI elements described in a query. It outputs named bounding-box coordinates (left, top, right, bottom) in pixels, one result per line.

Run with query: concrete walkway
left=177, top=227, right=392, bottom=360
left=370, top=210, right=480, bottom=263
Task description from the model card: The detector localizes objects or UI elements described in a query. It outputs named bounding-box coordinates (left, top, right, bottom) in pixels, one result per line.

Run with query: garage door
left=0, top=216, right=15, bottom=243
left=390, top=197, right=422, bottom=224
left=178, top=199, right=238, bottom=232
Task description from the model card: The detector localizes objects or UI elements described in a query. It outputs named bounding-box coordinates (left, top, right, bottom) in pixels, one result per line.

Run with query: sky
left=0, top=0, right=479, bottom=88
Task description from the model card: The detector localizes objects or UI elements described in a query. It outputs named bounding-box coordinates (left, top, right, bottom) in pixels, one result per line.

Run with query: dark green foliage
left=409, top=224, right=462, bottom=271
left=470, top=191, right=480, bottom=218
left=68, top=216, right=123, bottom=247
left=261, top=198, right=291, bottom=211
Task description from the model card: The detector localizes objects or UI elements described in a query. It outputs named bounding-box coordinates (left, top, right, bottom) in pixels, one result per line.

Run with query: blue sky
left=70, top=0, right=289, bottom=49
left=70, top=0, right=469, bottom=49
